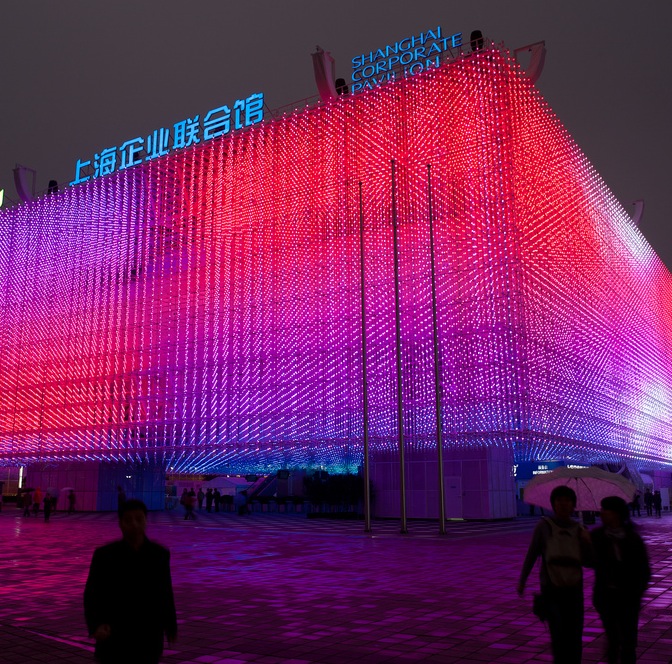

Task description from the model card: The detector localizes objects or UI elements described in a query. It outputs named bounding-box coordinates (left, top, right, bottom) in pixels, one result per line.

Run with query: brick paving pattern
left=1, top=507, right=671, bottom=663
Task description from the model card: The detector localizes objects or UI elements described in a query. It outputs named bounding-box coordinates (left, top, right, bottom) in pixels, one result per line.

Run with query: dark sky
left=3, top=1, right=671, bottom=268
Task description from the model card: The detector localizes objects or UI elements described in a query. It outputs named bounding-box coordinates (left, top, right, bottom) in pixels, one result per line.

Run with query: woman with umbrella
left=592, top=496, right=650, bottom=664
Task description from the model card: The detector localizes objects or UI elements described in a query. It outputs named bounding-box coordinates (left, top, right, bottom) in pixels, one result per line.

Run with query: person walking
left=643, top=489, right=653, bottom=517
left=197, top=488, right=205, bottom=511
left=179, top=488, right=189, bottom=519
left=84, top=499, right=177, bottom=664
left=652, top=491, right=662, bottom=518
left=43, top=492, right=53, bottom=522
left=591, top=496, right=650, bottom=664
left=33, top=487, right=43, bottom=516
left=213, top=488, right=221, bottom=513
left=184, top=490, right=196, bottom=520
left=518, top=486, right=592, bottom=663
left=187, top=487, right=196, bottom=521
left=67, top=489, right=77, bottom=514
left=631, top=493, right=641, bottom=518
left=22, top=491, right=32, bottom=517
left=235, top=490, right=248, bottom=516
left=205, top=488, right=213, bottom=513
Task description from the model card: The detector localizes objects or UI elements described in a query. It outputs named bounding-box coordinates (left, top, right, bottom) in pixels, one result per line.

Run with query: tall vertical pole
left=358, top=182, right=372, bottom=533
left=427, top=165, right=446, bottom=534
left=391, top=160, right=408, bottom=534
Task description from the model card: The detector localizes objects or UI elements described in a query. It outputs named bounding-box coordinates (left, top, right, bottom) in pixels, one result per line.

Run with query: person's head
left=600, top=496, right=629, bottom=529
left=549, top=486, right=577, bottom=518
left=118, top=499, right=148, bottom=547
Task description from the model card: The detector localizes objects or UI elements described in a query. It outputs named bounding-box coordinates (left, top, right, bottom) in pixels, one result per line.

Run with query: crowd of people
left=519, top=488, right=651, bottom=664
left=639, top=488, right=663, bottom=518
left=178, top=487, right=248, bottom=519
left=17, top=487, right=78, bottom=520
left=14, top=487, right=99, bottom=521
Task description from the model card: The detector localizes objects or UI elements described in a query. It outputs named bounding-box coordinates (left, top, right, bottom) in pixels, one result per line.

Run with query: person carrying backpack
left=517, top=486, right=592, bottom=663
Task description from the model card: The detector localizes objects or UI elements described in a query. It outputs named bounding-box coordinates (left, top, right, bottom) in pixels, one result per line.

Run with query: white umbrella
left=524, top=467, right=636, bottom=512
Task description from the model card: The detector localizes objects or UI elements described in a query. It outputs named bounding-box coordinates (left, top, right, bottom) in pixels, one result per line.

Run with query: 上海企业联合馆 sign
left=70, top=92, right=265, bottom=186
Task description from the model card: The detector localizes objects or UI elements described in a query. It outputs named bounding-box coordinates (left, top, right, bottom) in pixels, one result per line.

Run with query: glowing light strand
left=0, top=47, right=671, bottom=472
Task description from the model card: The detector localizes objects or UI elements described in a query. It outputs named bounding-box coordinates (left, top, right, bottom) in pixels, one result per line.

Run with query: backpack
left=541, top=517, right=583, bottom=587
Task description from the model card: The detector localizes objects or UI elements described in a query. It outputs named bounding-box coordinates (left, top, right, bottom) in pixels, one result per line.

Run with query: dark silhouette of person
left=631, top=493, right=641, bottom=518
left=643, top=489, right=653, bottom=516
left=185, top=488, right=197, bottom=520
left=205, top=488, right=213, bottom=513
left=180, top=488, right=188, bottom=514
left=213, top=488, right=221, bottom=513
left=591, top=496, right=651, bottom=664
left=197, top=488, right=205, bottom=510
left=179, top=488, right=191, bottom=520
left=22, top=491, right=32, bottom=517
left=43, top=492, right=53, bottom=522
left=117, top=486, right=127, bottom=518
left=235, top=490, right=248, bottom=516
left=67, top=489, right=77, bottom=514
left=84, top=499, right=177, bottom=664
left=652, top=490, right=662, bottom=518
left=33, top=487, right=43, bottom=516
left=518, top=486, right=592, bottom=663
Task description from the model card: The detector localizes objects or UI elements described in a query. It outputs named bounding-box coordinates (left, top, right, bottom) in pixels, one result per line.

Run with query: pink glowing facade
left=1, top=47, right=671, bottom=474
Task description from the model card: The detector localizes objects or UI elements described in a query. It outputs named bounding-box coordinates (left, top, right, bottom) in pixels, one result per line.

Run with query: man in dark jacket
left=84, top=499, right=177, bottom=664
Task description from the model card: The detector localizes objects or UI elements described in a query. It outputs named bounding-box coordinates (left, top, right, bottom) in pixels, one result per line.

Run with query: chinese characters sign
left=70, top=92, right=265, bottom=186
left=351, top=27, right=462, bottom=92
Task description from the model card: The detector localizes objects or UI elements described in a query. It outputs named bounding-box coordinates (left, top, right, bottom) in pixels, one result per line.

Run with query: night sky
left=3, top=1, right=671, bottom=268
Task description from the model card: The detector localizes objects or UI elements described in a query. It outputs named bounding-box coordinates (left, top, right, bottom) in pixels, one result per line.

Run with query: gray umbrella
left=524, top=467, right=636, bottom=512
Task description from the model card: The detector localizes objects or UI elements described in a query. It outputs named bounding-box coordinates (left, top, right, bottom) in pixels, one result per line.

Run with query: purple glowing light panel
left=1, top=48, right=671, bottom=473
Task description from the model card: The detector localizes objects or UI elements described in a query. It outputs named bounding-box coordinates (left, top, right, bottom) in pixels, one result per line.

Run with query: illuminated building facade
left=1, top=47, right=671, bottom=514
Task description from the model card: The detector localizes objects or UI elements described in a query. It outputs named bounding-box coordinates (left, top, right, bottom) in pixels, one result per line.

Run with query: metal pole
left=391, top=160, right=408, bottom=534
left=358, top=182, right=372, bottom=533
left=427, top=165, right=446, bottom=535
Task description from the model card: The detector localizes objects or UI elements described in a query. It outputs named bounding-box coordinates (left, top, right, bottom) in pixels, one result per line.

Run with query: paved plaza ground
left=1, top=507, right=671, bottom=664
